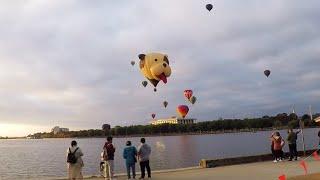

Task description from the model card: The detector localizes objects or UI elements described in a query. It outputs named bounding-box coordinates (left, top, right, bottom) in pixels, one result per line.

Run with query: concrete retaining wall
left=200, top=149, right=318, bottom=168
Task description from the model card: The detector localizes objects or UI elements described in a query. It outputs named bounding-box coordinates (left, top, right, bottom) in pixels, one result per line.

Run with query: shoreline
left=10, top=127, right=319, bottom=139
left=52, top=149, right=318, bottom=179
left=52, top=149, right=320, bottom=180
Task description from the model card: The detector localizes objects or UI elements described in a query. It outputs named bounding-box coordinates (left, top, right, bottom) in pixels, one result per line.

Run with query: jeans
left=289, top=143, right=298, bottom=160
left=140, top=160, right=151, bottom=178
left=126, top=163, right=136, bottom=179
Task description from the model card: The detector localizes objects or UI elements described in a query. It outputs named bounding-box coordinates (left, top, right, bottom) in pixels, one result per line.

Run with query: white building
left=52, top=126, right=69, bottom=134
left=151, top=117, right=196, bottom=125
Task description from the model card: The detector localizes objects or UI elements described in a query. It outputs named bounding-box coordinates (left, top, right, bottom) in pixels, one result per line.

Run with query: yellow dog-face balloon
left=138, top=53, right=171, bottom=91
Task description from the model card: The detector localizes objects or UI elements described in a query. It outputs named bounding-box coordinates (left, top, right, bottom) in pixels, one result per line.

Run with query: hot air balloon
left=184, top=90, right=193, bottom=100
left=142, top=81, right=148, bottom=87
left=138, top=53, right=172, bottom=92
left=206, top=4, right=213, bottom=11
left=163, top=101, right=168, bottom=108
left=264, top=70, right=271, bottom=77
left=131, top=61, right=135, bottom=66
left=189, top=96, right=197, bottom=105
left=177, top=105, right=189, bottom=118
left=151, top=113, right=156, bottom=119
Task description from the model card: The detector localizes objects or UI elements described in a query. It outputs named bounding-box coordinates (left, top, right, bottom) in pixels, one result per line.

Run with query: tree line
left=28, top=113, right=320, bottom=139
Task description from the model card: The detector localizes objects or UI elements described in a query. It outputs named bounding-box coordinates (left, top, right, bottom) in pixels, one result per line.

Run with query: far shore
left=3, top=127, right=319, bottom=139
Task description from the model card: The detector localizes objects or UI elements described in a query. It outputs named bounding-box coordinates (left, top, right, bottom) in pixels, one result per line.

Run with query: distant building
left=151, top=117, right=196, bottom=125
left=52, top=126, right=69, bottom=134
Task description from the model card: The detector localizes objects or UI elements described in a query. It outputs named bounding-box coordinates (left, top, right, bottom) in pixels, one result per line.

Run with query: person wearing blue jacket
left=123, top=141, right=137, bottom=179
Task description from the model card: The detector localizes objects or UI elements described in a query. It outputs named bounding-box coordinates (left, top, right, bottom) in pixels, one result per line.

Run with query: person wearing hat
left=123, top=141, right=137, bottom=179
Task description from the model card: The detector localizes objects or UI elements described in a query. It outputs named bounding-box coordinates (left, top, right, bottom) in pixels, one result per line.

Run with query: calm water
left=0, top=128, right=319, bottom=179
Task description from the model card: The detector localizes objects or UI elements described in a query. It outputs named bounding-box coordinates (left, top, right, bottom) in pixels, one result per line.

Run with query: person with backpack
left=138, top=138, right=151, bottom=179
left=123, top=141, right=137, bottom=179
left=287, top=129, right=301, bottom=161
left=103, top=136, right=116, bottom=179
left=67, top=140, right=84, bottom=180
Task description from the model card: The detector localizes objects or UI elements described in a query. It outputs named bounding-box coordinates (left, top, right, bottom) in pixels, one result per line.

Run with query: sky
left=0, top=0, right=319, bottom=137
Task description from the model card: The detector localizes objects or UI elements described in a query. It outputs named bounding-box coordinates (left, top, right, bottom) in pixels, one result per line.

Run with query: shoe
left=273, top=160, right=278, bottom=163
left=288, top=159, right=292, bottom=161
left=294, top=158, right=298, bottom=161
left=279, top=159, right=282, bottom=162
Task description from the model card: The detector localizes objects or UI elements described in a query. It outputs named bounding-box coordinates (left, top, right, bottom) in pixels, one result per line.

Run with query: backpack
left=67, top=147, right=79, bottom=164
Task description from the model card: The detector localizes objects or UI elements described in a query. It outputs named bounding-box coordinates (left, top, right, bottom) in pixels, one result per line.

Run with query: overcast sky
left=0, top=0, right=319, bottom=136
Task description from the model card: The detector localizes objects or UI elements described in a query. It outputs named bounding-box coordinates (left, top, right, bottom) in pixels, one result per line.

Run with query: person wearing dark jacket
left=103, top=136, right=116, bottom=178
left=287, top=129, right=300, bottom=161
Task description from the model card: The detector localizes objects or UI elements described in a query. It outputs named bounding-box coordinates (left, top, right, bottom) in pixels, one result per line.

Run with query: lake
left=0, top=128, right=319, bottom=179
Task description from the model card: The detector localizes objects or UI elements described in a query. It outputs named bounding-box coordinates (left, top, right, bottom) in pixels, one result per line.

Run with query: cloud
left=0, top=0, right=319, bottom=135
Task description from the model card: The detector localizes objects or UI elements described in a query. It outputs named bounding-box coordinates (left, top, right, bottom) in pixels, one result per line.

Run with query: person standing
left=123, top=141, right=137, bottom=179
left=270, top=132, right=276, bottom=161
left=271, top=132, right=285, bottom=162
left=103, top=136, right=116, bottom=179
left=138, top=138, right=151, bottom=179
left=67, top=140, right=84, bottom=180
left=287, top=129, right=300, bottom=161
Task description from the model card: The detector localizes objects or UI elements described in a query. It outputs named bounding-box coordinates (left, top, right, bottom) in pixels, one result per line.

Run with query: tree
left=288, top=120, right=299, bottom=129
left=102, top=124, right=111, bottom=136
left=273, top=120, right=282, bottom=129
left=289, top=113, right=298, bottom=121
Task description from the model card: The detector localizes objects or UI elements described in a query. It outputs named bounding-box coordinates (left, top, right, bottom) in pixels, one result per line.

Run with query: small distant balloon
left=131, top=61, right=135, bottom=66
left=184, top=90, right=193, bottom=100
left=163, top=101, right=168, bottom=108
left=142, top=81, right=148, bottom=87
left=189, top=96, right=197, bottom=105
left=206, top=4, right=213, bottom=11
left=264, top=70, right=271, bottom=77
left=152, top=113, right=156, bottom=119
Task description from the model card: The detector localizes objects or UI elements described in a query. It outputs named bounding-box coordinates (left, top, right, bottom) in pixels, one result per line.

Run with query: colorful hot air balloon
left=142, top=81, right=148, bottom=87
left=184, top=90, right=193, bottom=100
left=131, top=61, right=135, bottom=66
left=163, top=101, right=168, bottom=108
left=177, top=105, right=189, bottom=118
left=151, top=113, right=156, bottom=119
left=138, top=53, right=172, bottom=92
left=189, top=96, right=197, bottom=105
left=206, top=4, right=213, bottom=11
left=264, top=70, right=271, bottom=77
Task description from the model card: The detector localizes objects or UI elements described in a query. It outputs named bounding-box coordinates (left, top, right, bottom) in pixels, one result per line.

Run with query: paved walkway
left=81, top=158, right=320, bottom=180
